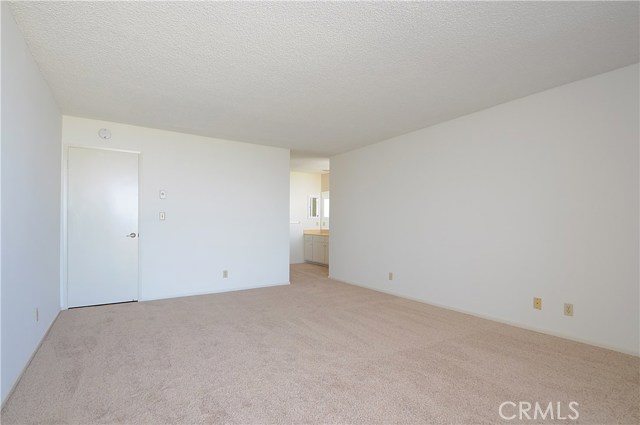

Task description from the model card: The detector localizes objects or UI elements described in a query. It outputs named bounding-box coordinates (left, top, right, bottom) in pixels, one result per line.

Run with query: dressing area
left=289, top=171, right=330, bottom=267
left=303, top=191, right=329, bottom=266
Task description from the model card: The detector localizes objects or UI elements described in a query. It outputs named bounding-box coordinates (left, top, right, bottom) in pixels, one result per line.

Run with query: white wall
left=63, top=117, right=290, bottom=302
left=331, top=64, right=639, bottom=355
left=289, top=172, right=321, bottom=263
left=1, top=3, right=62, bottom=403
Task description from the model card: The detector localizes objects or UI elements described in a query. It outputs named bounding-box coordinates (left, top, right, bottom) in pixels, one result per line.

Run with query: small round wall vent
left=98, top=128, right=112, bottom=140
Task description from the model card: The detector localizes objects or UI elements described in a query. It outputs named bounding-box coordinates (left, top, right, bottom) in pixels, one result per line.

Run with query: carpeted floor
left=2, top=263, right=638, bottom=424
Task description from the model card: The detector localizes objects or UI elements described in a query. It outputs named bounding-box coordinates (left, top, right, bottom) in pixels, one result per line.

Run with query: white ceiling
left=8, top=1, right=640, bottom=169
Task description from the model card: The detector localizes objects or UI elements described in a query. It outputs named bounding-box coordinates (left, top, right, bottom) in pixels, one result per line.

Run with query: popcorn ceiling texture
left=8, top=1, right=640, bottom=156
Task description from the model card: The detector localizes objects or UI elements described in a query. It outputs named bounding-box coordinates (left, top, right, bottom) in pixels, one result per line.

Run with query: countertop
left=303, top=229, right=329, bottom=236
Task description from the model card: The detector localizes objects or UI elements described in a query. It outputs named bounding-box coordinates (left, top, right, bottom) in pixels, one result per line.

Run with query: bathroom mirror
left=308, top=195, right=320, bottom=218
left=321, top=191, right=330, bottom=229
left=321, top=192, right=330, bottom=219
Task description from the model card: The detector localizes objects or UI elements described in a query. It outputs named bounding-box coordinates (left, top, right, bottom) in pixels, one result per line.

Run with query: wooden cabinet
left=312, top=237, right=326, bottom=264
left=304, top=234, right=329, bottom=265
left=304, top=235, right=313, bottom=262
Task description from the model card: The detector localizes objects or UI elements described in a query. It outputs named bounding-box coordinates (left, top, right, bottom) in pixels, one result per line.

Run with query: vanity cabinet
left=304, top=235, right=313, bottom=262
left=304, top=234, right=329, bottom=265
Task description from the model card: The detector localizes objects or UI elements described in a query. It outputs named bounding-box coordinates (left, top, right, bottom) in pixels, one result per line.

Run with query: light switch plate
left=159, top=212, right=165, bottom=221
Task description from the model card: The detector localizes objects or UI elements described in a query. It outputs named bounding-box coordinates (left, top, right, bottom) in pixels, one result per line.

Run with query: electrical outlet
left=533, top=297, right=542, bottom=310
left=223, top=270, right=228, bottom=279
left=388, top=272, right=393, bottom=281
left=35, top=308, right=39, bottom=322
left=564, top=303, right=574, bottom=316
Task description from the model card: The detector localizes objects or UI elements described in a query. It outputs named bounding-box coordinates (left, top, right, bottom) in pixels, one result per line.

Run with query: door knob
left=126, top=233, right=137, bottom=238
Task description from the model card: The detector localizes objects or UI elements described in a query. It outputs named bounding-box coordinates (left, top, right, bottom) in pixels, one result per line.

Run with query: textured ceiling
left=8, top=1, right=640, bottom=161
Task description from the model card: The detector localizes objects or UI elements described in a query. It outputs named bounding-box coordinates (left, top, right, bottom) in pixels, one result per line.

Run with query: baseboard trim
left=303, top=261, right=329, bottom=268
left=328, top=275, right=639, bottom=357
left=138, top=281, right=290, bottom=302
left=1, top=309, right=62, bottom=408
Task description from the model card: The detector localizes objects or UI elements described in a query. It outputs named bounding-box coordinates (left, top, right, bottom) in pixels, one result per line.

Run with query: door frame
left=61, top=145, right=142, bottom=309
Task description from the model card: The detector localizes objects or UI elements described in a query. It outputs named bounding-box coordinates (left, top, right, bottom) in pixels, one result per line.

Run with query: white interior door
left=67, top=147, right=139, bottom=307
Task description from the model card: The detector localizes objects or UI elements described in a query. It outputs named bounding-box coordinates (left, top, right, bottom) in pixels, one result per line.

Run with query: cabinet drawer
left=312, top=235, right=328, bottom=244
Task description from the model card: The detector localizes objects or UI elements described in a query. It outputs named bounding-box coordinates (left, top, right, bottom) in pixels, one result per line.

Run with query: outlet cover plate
left=533, top=297, right=542, bottom=310
left=564, top=303, right=574, bottom=316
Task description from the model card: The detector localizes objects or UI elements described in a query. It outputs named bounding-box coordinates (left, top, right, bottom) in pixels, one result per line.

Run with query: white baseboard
left=2, top=309, right=62, bottom=408
left=139, top=281, right=290, bottom=302
left=328, top=275, right=639, bottom=358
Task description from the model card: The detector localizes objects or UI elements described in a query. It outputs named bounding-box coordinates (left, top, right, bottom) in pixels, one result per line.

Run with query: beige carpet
left=2, top=263, right=638, bottom=424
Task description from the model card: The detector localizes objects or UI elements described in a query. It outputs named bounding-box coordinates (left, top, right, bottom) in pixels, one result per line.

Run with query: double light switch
left=159, top=189, right=166, bottom=221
